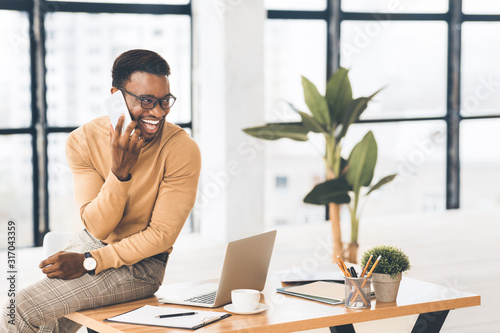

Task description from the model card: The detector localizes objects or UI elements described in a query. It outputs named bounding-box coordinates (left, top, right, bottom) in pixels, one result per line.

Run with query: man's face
left=112, top=71, right=171, bottom=142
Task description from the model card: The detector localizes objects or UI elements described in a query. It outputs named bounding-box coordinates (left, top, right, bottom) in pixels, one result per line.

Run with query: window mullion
left=446, top=0, right=462, bottom=209
left=32, top=0, right=49, bottom=245
left=327, top=0, right=341, bottom=78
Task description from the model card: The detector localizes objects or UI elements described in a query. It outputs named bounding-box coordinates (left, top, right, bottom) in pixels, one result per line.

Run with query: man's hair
left=111, top=49, right=171, bottom=88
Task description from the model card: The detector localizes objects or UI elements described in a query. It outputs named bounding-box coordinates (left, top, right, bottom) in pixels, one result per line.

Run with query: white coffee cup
left=231, top=289, right=260, bottom=312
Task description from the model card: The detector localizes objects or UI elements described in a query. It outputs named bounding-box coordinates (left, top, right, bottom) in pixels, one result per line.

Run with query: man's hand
left=39, top=251, right=87, bottom=280
left=110, top=114, right=145, bottom=181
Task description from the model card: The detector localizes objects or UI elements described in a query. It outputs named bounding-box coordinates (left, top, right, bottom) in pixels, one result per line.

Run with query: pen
left=156, top=312, right=197, bottom=319
left=349, top=266, right=358, bottom=278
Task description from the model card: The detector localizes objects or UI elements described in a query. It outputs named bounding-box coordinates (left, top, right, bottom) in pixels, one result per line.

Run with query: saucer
left=223, top=303, right=268, bottom=315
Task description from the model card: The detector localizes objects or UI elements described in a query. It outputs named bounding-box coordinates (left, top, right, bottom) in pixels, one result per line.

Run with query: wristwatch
left=83, top=252, right=97, bottom=275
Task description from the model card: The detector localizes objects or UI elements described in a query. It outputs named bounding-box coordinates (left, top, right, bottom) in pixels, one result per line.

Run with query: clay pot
left=371, top=272, right=402, bottom=302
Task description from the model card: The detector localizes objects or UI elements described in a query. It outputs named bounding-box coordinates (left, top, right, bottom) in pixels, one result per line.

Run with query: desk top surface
left=66, top=274, right=480, bottom=333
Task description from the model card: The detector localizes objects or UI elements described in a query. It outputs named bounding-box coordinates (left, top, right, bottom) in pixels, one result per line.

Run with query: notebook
left=104, top=305, right=231, bottom=330
left=277, top=280, right=375, bottom=306
left=156, top=230, right=277, bottom=308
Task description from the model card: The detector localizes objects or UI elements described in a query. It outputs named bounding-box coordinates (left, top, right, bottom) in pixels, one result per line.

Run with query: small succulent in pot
left=361, top=245, right=411, bottom=302
left=361, top=245, right=411, bottom=279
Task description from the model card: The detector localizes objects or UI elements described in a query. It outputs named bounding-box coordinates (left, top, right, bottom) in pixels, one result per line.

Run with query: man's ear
left=110, top=87, right=118, bottom=94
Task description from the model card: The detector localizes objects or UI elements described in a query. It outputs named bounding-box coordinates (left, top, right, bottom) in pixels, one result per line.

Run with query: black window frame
left=0, top=0, right=192, bottom=246
left=267, top=0, right=500, bottom=218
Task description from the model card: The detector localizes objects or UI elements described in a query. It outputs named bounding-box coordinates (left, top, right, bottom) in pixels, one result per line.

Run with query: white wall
left=192, top=0, right=266, bottom=242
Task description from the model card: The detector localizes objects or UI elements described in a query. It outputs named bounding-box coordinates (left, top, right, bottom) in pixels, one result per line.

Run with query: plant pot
left=372, top=272, right=402, bottom=302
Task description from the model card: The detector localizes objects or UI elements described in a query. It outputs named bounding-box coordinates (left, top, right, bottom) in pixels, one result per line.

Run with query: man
left=1, top=49, right=201, bottom=332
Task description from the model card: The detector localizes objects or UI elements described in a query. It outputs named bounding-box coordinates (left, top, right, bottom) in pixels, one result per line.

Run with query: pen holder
left=345, top=276, right=371, bottom=309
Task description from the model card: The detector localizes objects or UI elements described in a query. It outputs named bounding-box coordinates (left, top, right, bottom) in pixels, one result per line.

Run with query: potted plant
left=360, top=245, right=411, bottom=302
left=303, top=131, right=397, bottom=263
left=243, top=67, right=381, bottom=262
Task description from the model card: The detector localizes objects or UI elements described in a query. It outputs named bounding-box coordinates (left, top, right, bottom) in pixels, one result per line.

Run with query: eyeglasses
left=119, top=87, right=176, bottom=110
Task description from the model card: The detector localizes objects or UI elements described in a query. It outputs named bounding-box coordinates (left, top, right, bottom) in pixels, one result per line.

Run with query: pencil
left=336, top=259, right=350, bottom=277
left=366, top=255, right=382, bottom=278
left=360, top=255, right=373, bottom=277
left=337, top=256, right=351, bottom=277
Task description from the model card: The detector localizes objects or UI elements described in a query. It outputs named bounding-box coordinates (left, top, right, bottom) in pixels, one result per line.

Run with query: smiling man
left=1, top=49, right=201, bottom=332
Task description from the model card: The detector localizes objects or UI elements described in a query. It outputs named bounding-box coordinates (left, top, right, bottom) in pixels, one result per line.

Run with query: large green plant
left=243, top=68, right=379, bottom=179
left=243, top=67, right=381, bottom=261
left=304, top=131, right=397, bottom=246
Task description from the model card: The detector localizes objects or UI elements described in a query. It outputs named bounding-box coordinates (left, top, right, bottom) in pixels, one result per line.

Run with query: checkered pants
left=0, top=229, right=168, bottom=333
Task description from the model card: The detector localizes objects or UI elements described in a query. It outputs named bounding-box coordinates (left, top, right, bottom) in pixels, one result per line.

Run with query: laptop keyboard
left=185, top=291, right=217, bottom=304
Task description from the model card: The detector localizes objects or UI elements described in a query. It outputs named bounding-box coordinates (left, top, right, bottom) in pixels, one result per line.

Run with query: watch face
left=83, top=257, right=97, bottom=271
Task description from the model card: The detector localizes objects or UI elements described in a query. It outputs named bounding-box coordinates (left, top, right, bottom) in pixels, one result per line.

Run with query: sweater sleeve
left=66, top=130, right=131, bottom=240
left=91, top=134, right=201, bottom=274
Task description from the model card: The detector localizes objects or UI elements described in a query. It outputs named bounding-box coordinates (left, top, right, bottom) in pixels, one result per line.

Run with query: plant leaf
left=325, top=67, right=353, bottom=124
left=243, top=123, right=309, bottom=141
left=287, top=102, right=325, bottom=133
left=302, top=76, right=330, bottom=127
left=297, top=111, right=325, bottom=133
left=303, top=177, right=352, bottom=205
left=366, top=174, right=397, bottom=196
left=336, top=89, right=381, bottom=141
left=346, top=131, right=377, bottom=190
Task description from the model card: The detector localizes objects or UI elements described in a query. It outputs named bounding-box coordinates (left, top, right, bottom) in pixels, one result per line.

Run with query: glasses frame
left=119, top=87, right=176, bottom=110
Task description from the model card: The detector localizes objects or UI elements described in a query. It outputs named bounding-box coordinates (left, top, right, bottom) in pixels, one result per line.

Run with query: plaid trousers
left=0, top=229, right=168, bottom=333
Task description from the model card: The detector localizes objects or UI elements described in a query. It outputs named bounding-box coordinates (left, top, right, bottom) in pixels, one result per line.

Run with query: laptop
left=156, top=230, right=277, bottom=308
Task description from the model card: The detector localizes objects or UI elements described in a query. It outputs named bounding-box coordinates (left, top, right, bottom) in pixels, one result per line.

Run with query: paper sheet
left=105, top=305, right=230, bottom=329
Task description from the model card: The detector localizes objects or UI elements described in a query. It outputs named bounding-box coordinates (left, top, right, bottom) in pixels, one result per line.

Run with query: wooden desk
left=65, top=276, right=480, bottom=333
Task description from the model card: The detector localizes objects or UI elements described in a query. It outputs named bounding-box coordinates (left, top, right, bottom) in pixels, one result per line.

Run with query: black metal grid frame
left=267, top=0, right=500, bottom=213
left=0, top=0, right=192, bottom=246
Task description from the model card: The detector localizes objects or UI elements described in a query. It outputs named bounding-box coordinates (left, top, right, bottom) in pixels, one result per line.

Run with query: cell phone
left=105, top=90, right=133, bottom=135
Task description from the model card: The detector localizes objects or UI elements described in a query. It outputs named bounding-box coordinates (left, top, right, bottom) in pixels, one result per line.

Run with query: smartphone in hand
left=105, top=90, right=133, bottom=135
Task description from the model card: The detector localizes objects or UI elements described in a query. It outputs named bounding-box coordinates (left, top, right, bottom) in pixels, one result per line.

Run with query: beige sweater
left=66, top=116, right=201, bottom=274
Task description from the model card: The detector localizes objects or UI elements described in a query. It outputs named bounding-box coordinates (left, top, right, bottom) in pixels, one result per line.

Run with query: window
left=341, top=0, right=447, bottom=13
left=275, top=176, right=288, bottom=190
left=340, top=21, right=447, bottom=119
left=0, top=10, right=31, bottom=128
left=45, top=12, right=191, bottom=127
left=461, top=22, right=500, bottom=117
left=264, top=5, right=328, bottom=228
left=461, top=119, right=500, bottom=210
left=0, top=136, right=34, bottom=248
left=0, top=0, right=192, bottom=247
left=265, top=19, right=327, bottom=122
left=463, top=0, right=500, bottom=14
left=264, top=1, right=500, bottom=227
left=0, top=9, right=32, bottom=248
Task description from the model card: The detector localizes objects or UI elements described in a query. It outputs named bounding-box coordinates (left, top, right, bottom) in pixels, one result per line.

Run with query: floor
left=1, top=208, right=497, bottom=332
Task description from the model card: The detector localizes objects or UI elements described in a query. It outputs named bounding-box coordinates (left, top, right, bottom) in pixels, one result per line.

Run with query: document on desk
left=277, top=270, right=346, bottom=284
left=104, top=305, right=231, bottom=330
left=277, top=281, right=375, bottom=306
left=277, top=281, right=347, bottom=305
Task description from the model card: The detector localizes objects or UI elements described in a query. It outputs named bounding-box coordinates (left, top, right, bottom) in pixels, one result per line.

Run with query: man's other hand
left=39, top=251, right=87, bottom=280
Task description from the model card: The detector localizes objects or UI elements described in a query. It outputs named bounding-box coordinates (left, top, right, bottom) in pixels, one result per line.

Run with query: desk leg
left=329, top=324, right=356, bottom=333
left=411, top=310, right=449, bottom=333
